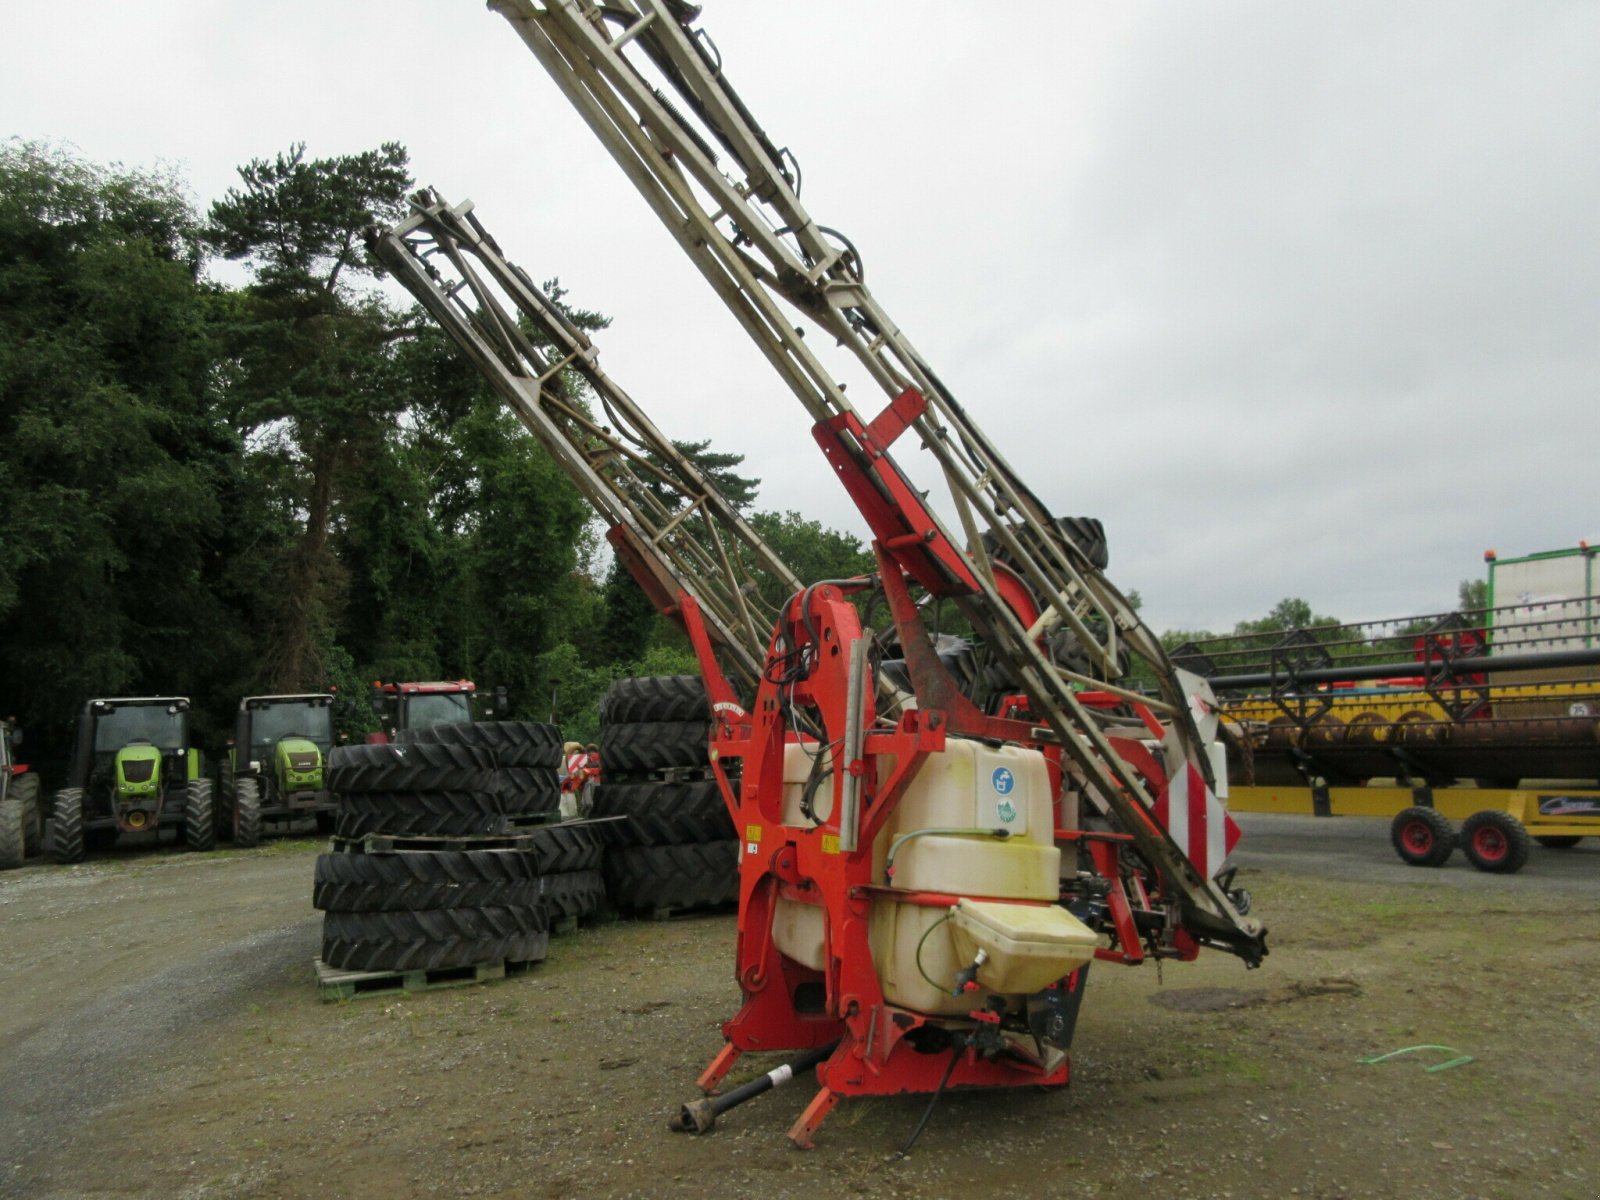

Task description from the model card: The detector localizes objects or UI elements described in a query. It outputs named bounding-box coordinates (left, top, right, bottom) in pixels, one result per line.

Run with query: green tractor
left=1, top=718, right=41, bottom=869
left=49, top=697, right=212, bottom=863
left=219, top=693, right=338, bottom=846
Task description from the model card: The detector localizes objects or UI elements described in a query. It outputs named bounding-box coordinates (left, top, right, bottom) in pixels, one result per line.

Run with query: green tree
left=205, top=143, right=414, bottom=691
left=0, top=141, right=241, bottom=740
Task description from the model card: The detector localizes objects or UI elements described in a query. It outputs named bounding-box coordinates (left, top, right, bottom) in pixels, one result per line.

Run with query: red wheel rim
left=1472, top=826, right=1507, bottom=861
left=1402, top=822, right=1434, bottom=854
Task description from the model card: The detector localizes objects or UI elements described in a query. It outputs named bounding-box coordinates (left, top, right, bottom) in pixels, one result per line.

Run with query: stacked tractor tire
left=313, top=721, right=604, bottom=975
left=593, top=676, right=739, bottom=915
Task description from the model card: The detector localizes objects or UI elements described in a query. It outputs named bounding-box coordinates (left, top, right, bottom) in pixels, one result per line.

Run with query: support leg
left=786, top=1086, right=841, bottom=1150
left=697, top=1041, right=743, bottom=1095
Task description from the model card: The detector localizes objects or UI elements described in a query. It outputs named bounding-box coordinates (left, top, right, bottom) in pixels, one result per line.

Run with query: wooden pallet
left=330, top=831, right=537, bottom=855
left=314, top=956, right=536, bottom=1002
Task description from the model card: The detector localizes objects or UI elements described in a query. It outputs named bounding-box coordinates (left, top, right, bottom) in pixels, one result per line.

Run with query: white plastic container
left=948, top=898, right=1098, bottom=994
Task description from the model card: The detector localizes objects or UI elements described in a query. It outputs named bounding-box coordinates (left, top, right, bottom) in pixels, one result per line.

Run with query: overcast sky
left=7, top=2, right=1597, bottom=633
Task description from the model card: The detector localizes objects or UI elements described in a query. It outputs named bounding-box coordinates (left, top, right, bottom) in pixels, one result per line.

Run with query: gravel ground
left=2, top=818, right=1598, bottom=1199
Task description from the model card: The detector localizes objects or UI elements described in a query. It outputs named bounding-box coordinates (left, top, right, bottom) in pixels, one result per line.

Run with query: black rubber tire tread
left=50, top=788, right=85, bottom=864
left=541, top=869, right=606, bottom=922
left=327, top=743, right=497, bottom=795
left=184, top=779, right=216, bottom=853
left=599, top=720, right=711, bottom=775
left=320, top=904, right=549, bottom=972
left=0, top=798, right=23, bottom=870
left=333, top=790, right=506, bottom=839
left=522, top=822, right=604, bottom=874
left=233, top=777, right=263, bottom=849
left=495, top=766, right=562, bottom=814
left=313, top=849, right=541, bottom=912
left=399, top=720, right=563, bottom=768
left=1534, top=835, right=1583, bottom=849
left=600, top=676, right=710, bottom=725
left=1390, top=806, right=1454, bottom=868
left=11, top=773, right=41, bottom=857
left=1460, top=809, right=1532, bottom=874
left=590, top=779, right=734, bottom=847
left=603, top=840, right=739, bottom=911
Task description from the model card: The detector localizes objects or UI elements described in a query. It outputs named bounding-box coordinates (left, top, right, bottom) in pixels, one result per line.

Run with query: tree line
left=0, top=139, right=871, bottom=774
left=1, top=139, right=1480, bottom=778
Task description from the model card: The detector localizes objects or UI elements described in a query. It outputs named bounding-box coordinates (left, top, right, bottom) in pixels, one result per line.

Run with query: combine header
left=371, top=0, right=1264, bottom=1147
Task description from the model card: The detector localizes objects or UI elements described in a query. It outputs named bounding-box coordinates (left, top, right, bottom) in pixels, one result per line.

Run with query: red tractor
left=365, top=679, right=506, bottom=743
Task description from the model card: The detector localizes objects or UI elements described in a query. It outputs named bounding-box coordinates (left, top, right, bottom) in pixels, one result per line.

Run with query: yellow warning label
left=821, top=834, right=840, bottom=855
left=745, top=824, right=762, bottom=842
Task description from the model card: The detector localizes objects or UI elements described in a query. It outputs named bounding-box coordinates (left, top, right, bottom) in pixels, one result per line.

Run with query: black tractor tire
left=599, top=720, right=711, bottom=776
left=215, top=772, right=234, bottom=840
left=495, top=766, right=562, bottom=815
left=541, top=869, right=607, bottom=923
left=333, top=790, right=506, bottom=840
left=603, top=840, right=739, bottom=912
left=1460, top=810, right=1533, bottom=874
left=327, top=743, right=497, bottom=795
left=0, top=798, right=24, bottom=870
left=1534, top=835, right=1583, bottom=849
left=399, top=721, right=563, bottom=768
left=320, top=904, right=549, bottom=972
left=590, top=779, right=734, bottom=847
left=49, top=788, right=86, bottom=865
left=522, top=822, right=604, bottom=875
left=11, top=772, right=42, bottom=857
left=184, top=779, right=216, bottom=852
left=600, top=676, right=710, bottom=725
left=232, top=777, right=263, bottom=849
left=313, top=849, right=541, bottom=912
left=1390, top=806, right=1455, bottom=868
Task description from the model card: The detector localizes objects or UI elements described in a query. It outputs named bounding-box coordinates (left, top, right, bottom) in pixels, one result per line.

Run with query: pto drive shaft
left=668, top=1043, right=839, bottom=1135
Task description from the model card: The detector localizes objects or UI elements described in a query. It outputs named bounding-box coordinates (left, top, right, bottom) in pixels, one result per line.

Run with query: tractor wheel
left=320, top=904, right=549, bottom=972
left=1534, top=835, right=1582, bottom=849
left=590, top=779, right=734, bottom=847
left=1390, top=806, right=1455, bottom=868
left=399, top=721, right=563, bottom=768
left=1460, top=810, right=1532, bottom=874
left=494, top=766, right=561, bottom=817
left=0, top=798, right=24, bottom=870
left=49, top=788, right=86, bottom=864
left=522, top=821, right=604, bottom=875
left=600, top=676, right=710, bottom=725
left=333, top=790, right=506, bottom=840
left=326, top=743, right=497, bottom=795
left=11, top=773, right=41, bottom=857
left=599, top=720, right=712, bottom=777
left=603, top=840, right=739, bottom=913
left=184, top=779, right=216, bottom=852
left=313, top=849, right=540, bottom=912
left=541, top=869, right=607, bottom=924
left=232, top=777, right=263, bottom=849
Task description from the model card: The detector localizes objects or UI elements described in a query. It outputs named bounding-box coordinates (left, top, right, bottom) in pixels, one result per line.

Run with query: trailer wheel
left=50, top=788, right=86, bottom=864
left=1460, top=810, right=1531, bottom=874
left=232, top=777, right=263, bottom=849
left=1390, top=806, right=1454, bottom=867
left=1533, top=835, right=1582, bottom=849
left=0, top=797, right=24, bottom=869
left=184, top=779, right=216, bottom=852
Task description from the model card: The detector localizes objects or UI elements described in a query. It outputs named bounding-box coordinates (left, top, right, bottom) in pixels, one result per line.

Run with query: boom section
left=491, top=0, right=1263, bottom=960
left=368, top=191, right=801, bottom=686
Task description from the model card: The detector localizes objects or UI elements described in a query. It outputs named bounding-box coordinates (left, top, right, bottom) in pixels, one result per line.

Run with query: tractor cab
left=220, top=693, right=338, bottom=845
left=368, top=680, right=502, bottom=742
left=48, top=697, right=212, bottom=862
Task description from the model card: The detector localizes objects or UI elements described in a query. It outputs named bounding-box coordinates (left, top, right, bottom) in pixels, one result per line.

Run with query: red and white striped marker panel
left=1153, top=763, right=1240, bottom=879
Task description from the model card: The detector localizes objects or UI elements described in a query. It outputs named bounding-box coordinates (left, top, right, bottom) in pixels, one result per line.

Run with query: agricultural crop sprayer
left=369, top=0, right=1267, bottom=1148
